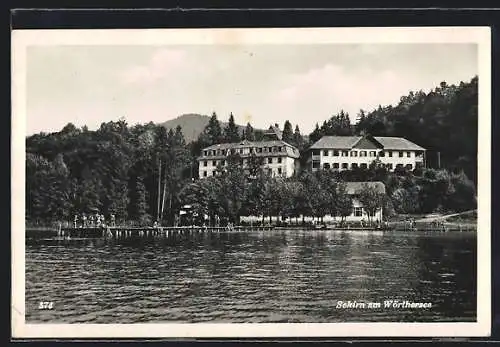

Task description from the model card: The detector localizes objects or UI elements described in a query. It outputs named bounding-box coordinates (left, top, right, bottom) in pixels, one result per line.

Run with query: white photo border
left=11, top=26, right=491, bottom=338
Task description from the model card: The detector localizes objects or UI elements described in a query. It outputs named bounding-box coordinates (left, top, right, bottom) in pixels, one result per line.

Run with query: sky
left=26, top=43, right=478, bottom=135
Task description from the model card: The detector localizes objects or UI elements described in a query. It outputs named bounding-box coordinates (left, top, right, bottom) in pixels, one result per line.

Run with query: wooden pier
left=56, top=225, right=276, bottom=238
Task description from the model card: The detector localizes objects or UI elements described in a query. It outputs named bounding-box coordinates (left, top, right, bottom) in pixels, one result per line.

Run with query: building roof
left=199, top=139, right=300, bottom=159
left=310, top=135, right=425, bottom=151
left=373, top=137, right=426, bottom=151
left=203, top=140, right=293, bottom=150
left=344, top=181, right=386, bottom=195
left=310, top=136, right=362, bottom=149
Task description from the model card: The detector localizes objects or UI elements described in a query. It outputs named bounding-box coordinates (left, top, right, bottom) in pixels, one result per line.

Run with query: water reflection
left=25, top=230, right=476, bottom=323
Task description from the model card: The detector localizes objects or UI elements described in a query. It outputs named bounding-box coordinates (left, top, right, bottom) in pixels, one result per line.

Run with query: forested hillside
left=25, top=77, right=478, bottom=226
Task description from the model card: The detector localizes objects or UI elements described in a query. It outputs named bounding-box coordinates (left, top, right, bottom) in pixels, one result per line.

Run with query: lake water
left=25, top=229, right=476, bottom=323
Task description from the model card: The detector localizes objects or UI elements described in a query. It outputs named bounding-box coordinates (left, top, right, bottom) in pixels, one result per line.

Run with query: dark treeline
left=25, top=77, right=478, bottom=226
left=179, top=158, right=476, bottom=226
left=26, top=120, right=191, bottom=226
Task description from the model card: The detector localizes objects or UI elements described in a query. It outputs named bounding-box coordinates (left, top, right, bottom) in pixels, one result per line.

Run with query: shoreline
left=25, top=221, right=477, bottom=236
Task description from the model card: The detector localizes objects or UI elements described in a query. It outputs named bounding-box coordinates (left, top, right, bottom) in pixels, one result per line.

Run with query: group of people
left=73, top=212, right=115, bottom=228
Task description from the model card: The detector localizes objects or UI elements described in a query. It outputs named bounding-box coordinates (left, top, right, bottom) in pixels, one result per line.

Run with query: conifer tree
left=224, top=113, right=241, bottom=143
left=282, top=120, right=293, bottom=143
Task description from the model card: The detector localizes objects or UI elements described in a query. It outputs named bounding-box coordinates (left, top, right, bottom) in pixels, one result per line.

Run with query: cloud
left=121, top=49, right=187, bottom=85
left=270, top=63, right=447, bottom=129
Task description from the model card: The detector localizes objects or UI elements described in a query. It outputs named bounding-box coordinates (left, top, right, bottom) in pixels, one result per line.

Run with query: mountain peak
left=160, top=113, right=254, bottom=143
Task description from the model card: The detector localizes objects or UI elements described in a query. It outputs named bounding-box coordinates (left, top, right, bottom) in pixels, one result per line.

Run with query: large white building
left=308, top=135, right=426, bottom=172
left=197, top=125, right=300, bottom=178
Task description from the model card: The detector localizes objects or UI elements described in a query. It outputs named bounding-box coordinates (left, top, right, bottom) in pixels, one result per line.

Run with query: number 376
left=38, top=301, right=54, bottom=310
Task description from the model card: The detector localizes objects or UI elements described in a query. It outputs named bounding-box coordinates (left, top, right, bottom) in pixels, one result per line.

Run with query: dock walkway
left=57, top=225, right=275, bottom=237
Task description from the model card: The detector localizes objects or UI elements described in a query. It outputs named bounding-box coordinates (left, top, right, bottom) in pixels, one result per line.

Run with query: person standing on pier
left=110, top=214, right=116, bottom=227
left=89, top=214, right=94, bottom=228
left=82, top=213, right=87, bottom=228
left=74, top=214, right=78, bottom=228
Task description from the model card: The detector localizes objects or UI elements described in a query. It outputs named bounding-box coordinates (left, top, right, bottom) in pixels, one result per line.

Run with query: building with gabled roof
left=343, top=181, right=386, bottom=222
left=308, top=135, right=426, bottom=172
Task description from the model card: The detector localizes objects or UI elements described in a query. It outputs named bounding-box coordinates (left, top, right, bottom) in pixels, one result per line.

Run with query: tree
left=178, top=181, right=209, bottom=225
left=218, top=154, right=247, bottom=224
left=391, top=187, right=420, bottom=214
left=309, top=123, right=322, bottom=144
left=160, top=127, right=191, bottom=225
left=223, top=113, right=241, bottom=143
left=282, top=120, right=293, bottom=143
left=336, top=182, right=353, bottom=224
left=445, top=171, right=477, bottom=212
left=26, top=153, right=74, bottom=223
left=243, top=122, right=255, bottom=141
left=356, top=183, right=386, bottom=224
left=292, top=125, right=305, bottom=150
left=131, top=176, right=150, bottom=225
left=199, top=112, right=223, bottom=147
left=247, top=152, right=264, bottom=178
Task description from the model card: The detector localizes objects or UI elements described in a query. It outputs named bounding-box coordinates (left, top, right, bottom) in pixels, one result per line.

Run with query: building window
left=399, top=151, right=404, bottom=157
left=204, top=150, right=208, bottom=156
left=350, top=151, right=358, bottom=157
left=203, top=171, right=207, bottom=177
left=222, top=160, right=226, bottom=166
left=268, top=157, right=273, bottom=164
left=323, top=163, right=330, bottom=170
left=369, top=151, right=376, bottom=157
left=379, top=151, right=385, bottom=157
left=277, top=167, right=282, bottom=175
left=278, top=147, right=283, bottom=152
left=277, top=157, right=282, bottom=163
left=312, top=150, right=320, bottom=155
left=213, top=170, right=216, bottom=176
left=269, top=147, right=273, bottom=152
left=407, top=151, right=411, bottom=157
left=360, top=163, right=367, bottom=169
left=406, top=164, right=413, bottom=170
left=388, top=151, right=393, bottom=157
left=323, top=150, right=329, bottom=156
left=360, top=151, right=367, bottom=157
left=239, top=149, right=243, bottom=154
left=354, top=207, right=363, bottom=217
left=386, top=163, right=393, bottom=170
left=312, top=161, right=320, bottom=169
left=213, top=160, right=217, bottom=166
left=257, top=148, right=262, bottom=153
left=333, top=163, right=340, bottom=169
left=267, top=168, right=272, bottom=175
left=203, top=161, right=207, bottom=167
left=352, top=163, right=358, bottom=169
left=342, top=163, right=348, bottom=169
left=333, top=150, right=339, bottom=156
